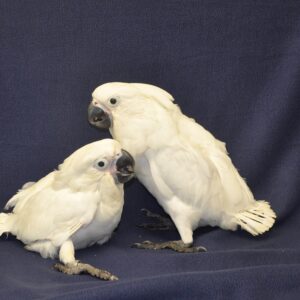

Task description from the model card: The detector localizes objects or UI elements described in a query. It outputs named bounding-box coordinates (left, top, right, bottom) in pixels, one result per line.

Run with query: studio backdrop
left=0, top=1, right=299, bottom=299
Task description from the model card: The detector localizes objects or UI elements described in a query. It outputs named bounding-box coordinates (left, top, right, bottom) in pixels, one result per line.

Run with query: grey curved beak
left=116, top=149, right=135, bottom=184
left=88, top=103, right=111, bottom=129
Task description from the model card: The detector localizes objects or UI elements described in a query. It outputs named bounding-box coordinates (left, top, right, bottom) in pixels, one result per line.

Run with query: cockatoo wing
left=9, top=186, right=98, bottom=246
left=176, top=113, right=255, bottom=209
left=5, top=172, right=55, bottom=211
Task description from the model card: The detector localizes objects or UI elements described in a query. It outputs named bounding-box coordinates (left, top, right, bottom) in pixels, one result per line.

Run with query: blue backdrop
left=0, top=1, right=299, bottom=299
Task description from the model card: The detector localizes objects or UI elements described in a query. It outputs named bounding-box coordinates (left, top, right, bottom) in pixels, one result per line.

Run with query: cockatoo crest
left=55, top=139, right=122, bottom=190
left=93, top=82, right=174, bottom=110
left=131, top=83, right=174, bottom=109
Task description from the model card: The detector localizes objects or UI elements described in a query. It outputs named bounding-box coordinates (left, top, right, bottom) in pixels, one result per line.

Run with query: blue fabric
left=1, top=0, right=300, bottom=299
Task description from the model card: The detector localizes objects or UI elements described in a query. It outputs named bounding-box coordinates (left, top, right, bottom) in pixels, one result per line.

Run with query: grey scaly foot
left=132, top=240, right=207, bottom=253
left=137, top=208, right=176, bottom=231
left=53, top=261, right=118, bottom=281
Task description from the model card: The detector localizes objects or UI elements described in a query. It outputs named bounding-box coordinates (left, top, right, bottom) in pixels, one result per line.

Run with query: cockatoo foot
left=53, top=261, right=118, bottom=281
left=137, top=208, right=176, bottom=231
left=132, top=240, right=207, bottom=253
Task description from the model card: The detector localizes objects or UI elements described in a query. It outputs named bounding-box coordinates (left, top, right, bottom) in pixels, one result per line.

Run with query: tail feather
left=0, top=213, right=10, bottom=236
left=235, top=201, right=276, bottom=236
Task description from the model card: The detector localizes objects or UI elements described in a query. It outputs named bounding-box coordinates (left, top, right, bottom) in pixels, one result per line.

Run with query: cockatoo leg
left=134, top=211, right=207, bottom=253
left=132, top=240, right=206, bottom=253
left=53, top=240, right=118, bottom=281
left=137, top=208, right=176, bottom=230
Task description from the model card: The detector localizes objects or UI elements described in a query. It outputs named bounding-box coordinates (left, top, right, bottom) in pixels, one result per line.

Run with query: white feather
left=92, top=82, right=277, bottom=242
left=235, top=201, right=276, bottom=236
left=0, top=139, right=125, bottom=260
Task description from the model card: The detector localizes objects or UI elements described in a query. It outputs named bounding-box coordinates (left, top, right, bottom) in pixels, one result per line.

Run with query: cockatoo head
left=88, top=82, right=175, bottom=130
left=57, top=139, right=134, bottom=189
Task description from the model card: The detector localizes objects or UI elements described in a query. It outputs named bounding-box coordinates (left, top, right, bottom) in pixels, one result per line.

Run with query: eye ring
left=96, top=159, right=109, bottom=169
left=108, top=97, right=120, bottom=106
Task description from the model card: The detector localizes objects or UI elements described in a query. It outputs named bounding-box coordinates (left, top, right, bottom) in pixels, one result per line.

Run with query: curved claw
left=131, top=240, right=152, bottom=249
left=140, top=208, right=151, bottom=215
left=195, top=246, right=207, bottom=252
left=140, top=208, right=166, bottom=219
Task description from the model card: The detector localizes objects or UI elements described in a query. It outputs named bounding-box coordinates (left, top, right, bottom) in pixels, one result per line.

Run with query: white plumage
left=89, top=82, right=276, bottom=248
left=0, top=139, right=134, bottom=279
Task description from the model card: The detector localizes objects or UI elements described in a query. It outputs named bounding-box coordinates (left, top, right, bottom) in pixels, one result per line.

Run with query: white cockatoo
left=88, top=82, right=276, bottom=253
left=0, top=139, right=134, bottom=279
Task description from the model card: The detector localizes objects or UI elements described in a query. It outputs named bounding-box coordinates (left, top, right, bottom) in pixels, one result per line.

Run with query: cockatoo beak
left=88, top=102, right=112, bottom=129
left=115, top=149, right=135, bottom=184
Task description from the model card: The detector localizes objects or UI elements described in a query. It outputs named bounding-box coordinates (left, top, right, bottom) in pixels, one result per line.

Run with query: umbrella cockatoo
left=88, top=83, right=276, bottom=253
left=0, top=139, right=134, bottom=279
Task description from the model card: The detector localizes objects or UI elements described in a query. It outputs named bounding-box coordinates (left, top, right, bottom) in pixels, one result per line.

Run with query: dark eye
left=97, top=159, right=109, bottom=169
left=110, top=98, right=117, bottom=105
left=98, top=161, right=105, bottom=167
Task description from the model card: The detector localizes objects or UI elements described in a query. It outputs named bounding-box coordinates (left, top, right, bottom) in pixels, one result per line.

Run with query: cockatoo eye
left=108, top=97, right=119, bottom=107
left=110, top=98, right=117, bottom=105
left=96, top=159, right=109, bottom=169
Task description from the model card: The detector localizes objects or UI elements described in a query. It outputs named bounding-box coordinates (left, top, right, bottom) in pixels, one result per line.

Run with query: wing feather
left=176, top=112, right=255, bottom=209
left=5, top=172, right=55, bottom=211
left=10, top=186, right=97, bottom=246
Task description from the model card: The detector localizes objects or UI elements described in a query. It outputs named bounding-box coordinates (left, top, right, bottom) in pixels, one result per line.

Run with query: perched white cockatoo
left=88, top=82, right=276, bottom=253
left=0, top=139, right=134, bottom=279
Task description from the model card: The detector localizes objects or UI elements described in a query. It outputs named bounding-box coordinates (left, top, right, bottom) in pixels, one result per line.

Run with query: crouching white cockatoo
left=0, top=139, right=134, bottom=279
left=88, top=82, right=276, bottom=253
